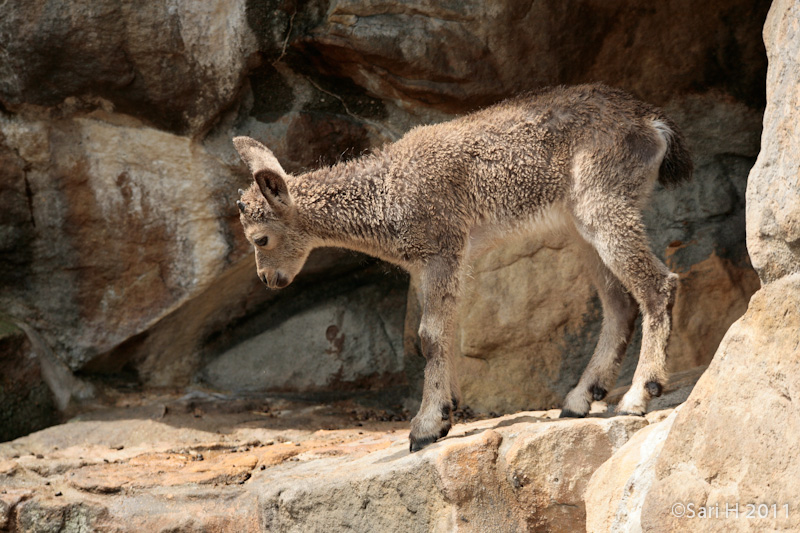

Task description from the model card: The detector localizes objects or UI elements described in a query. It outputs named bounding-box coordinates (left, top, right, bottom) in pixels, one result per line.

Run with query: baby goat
left=233, top=84, right=692, bottom=452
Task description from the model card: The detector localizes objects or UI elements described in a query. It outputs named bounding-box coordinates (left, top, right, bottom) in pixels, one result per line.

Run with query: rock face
left=453, top=234, right=595, bottom=413
left=1, top=116, right=238, bottom=369
left=202, top=274, right=408, bottom=396
left=641, top=278, right=800, bottom=532
left=639, top=3, right=800, bottom=530
left=301, top=1, right=768, bottom=113
left=0, top=0, right=770, bottom=441
left=260, top=415, right=649, bottom=533
left=585, top=408, right=680, bottom=532
left=0, top=0, right=255, bottom=135
left=746, top=1, right=800, bottom=284
left=0, top=322, right=58, bottom=442
left=585, top=2, right=800, bottom=532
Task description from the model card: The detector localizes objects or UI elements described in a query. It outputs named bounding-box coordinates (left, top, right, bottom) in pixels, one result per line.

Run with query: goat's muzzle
left=259, top=271, right=291, bottom=289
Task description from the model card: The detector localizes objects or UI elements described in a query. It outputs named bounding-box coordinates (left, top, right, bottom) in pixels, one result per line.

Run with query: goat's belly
left=465, top=203, right=573, bottom=261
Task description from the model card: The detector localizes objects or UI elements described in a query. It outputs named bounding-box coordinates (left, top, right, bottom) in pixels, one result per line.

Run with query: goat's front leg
left=409, top=258, right=462, bottom=452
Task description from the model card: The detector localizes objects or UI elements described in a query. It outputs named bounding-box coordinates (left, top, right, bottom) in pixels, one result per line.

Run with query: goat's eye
left=254, top=236, right=269, bottom=247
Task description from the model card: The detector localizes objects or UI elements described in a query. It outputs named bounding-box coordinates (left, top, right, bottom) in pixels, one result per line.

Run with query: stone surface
left=0, top=115, right=245, bottom=372
left=636, top=4, right=800, bottom=526
left=452, top=233, right=595, bottom=413
left=640, top=275, right=800, bottom=532
left=0, top=321, right=58, bottom=442
left=585, top=407, right=681, bottom=533
left=746, top=0, right=800, bottom=284
left=579, top=4, right=800, bottom=531
left=259, top=414, right=648, bottom=533
left=0, top=0, right=256, bottom=135
left=665, top=253, right=760, bottom=372
left=202, top=276, right=408, bottom=395
left=0, top=391, right=660, bottom=532
left=298, top=0, right=769, bottom=112
left=502, top=417, right=648, bottom=532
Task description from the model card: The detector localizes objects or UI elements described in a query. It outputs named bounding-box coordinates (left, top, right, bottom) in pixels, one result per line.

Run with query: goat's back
left=385, top=84, right=689, bottom=229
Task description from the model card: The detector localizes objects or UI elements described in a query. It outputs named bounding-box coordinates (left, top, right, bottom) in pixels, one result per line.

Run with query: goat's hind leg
left=409, top=258, right=461, bottom=452
left=574, top=203, right=677, bottom=416
left=561, top=245, right=639, bottom=418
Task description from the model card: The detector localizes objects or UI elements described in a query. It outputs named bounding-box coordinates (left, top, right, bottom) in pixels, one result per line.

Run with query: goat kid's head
left=233, top=136, right=313, bottom=289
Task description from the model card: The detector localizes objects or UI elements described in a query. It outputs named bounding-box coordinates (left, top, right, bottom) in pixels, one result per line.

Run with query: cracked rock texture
left=0, top=0, right=769, bottom=440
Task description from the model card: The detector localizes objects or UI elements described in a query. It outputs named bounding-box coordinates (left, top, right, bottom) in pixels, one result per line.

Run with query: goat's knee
left=418, top=327, right=441, bottom=360
left=640, top=271, right=678, bottom=320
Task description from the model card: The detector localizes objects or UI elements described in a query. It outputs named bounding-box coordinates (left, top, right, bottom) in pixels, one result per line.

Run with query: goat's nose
left=275, top=273, right=289, bottom=288
left=259, top=272, right=269, bottom=286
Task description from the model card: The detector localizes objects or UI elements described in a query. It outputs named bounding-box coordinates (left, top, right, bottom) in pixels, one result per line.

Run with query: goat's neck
left=293, top=153, right=400, bottom=262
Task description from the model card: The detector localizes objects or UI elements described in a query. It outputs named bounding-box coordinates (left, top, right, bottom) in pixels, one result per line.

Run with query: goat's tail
left=653, top=116, right=693, bottom=188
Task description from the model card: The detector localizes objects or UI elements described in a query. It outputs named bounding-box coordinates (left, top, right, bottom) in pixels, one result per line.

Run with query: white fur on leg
left=616, top=385, right=649, bottom=415
left=410, top=405, right=449, bottom=438
left=409, top=400, right=451, bottom=452
left=561, top=386, right=592, bottom=417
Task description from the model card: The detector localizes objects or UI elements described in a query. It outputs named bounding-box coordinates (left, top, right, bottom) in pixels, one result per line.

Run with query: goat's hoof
left=590, top=384, right=608, bottom=401
left=409, top=434, right=436, bottom=453
left=645, top=381, right=663, bottom=397
left=616, top=388, right=649, bottom=416
left=559, top=408, right=587, bottom=419
left=409, top=424, right=451, bottom=453
left=616, top=410, right=645, bottom=417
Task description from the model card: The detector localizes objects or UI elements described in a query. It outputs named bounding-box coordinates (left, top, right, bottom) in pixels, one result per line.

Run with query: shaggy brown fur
left=233, top=84, right=692, bottom=452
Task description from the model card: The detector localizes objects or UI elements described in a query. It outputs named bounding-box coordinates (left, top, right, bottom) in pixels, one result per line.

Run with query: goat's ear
left=232, top=136, right=293, bottom=212
left=253, top=169, right=292, bottom=212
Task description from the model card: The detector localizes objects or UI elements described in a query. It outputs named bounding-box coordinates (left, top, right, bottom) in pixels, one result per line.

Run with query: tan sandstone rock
left=255, top=413, right=649, bottom=533
left=640, top=276, right=800, bottom=532
left=636, top=2, right=800, bottom=530
left=0, top=0, right=256, bottom=135
left=454, top=233, right=595, bottom=413
left=0, top=322, right=58, bottom=441
left=746, top=0, right=800, bottom=284
left=202, top=277, right=408, bottom=395
left=0, top=395, right=656, bottom=532
left=585, top=408, right=681, bottom=532
left=0, top=115, right=241, bottom=373
left=581, top=4, right=800, bottom=530
left=502, top=416, right=648, bottom=532
left=301, top=0, right=769, bottom=113
left=666, top=253, right=760, bottom=372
